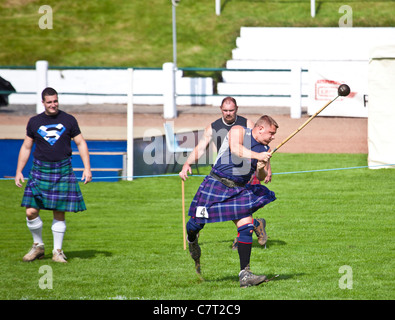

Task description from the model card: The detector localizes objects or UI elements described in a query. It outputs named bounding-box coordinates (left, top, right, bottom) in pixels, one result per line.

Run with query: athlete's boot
left=239, top=268, right=267, bottom=288
left=254, top=218, right=268, bottom=246
left=188, top=236, right=201, bottom=275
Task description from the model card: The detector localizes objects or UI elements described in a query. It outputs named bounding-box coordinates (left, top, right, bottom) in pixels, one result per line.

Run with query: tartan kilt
left=188, top=175, right=276, bottom=224
left=21, top=158, right=86, bottom=212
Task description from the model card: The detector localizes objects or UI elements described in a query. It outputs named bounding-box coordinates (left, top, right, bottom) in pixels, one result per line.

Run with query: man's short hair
left=255, top=115, right=279, bottom=129
left=220, top=96, right=237, bottom=108
left=41, top=87, right=58, bottom=101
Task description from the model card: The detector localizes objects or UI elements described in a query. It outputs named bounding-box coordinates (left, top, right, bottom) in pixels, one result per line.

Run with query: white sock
left=26, top=216, right=43, bottom=245
left=51, top=219, right=66, bottom=251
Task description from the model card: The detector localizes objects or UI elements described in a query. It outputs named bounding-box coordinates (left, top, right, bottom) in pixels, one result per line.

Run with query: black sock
left=238, top=242, right=252, bottom=271
left=187, top=230, right=197, bottom=242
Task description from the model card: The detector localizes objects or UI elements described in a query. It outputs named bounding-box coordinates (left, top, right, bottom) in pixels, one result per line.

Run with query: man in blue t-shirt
left=15, top=87, right=92, bottom=263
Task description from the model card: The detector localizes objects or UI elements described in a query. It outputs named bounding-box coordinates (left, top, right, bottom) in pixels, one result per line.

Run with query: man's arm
left=179, top=124, right=212, bottom=181
left=73, top=134, right=92, bottom=184
left=246, top=118, right=273, bottom=183
left=15, top=136, right=34, bottom=187
left=256, top=160, right=268, bottom=181
left=228, top=126, right=271, bottom=163
left=263, top=159, right=272, bottom=183
left=246, top=119, right=255, bottom=129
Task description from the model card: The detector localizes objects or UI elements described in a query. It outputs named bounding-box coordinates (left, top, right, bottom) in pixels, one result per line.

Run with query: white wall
left=0, top=67, right=213, bottom=106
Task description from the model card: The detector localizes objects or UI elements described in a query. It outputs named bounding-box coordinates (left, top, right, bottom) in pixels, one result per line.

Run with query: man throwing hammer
left=183, top=115, right=278, bottom=287
left=179, top=96, right=270, bottom=249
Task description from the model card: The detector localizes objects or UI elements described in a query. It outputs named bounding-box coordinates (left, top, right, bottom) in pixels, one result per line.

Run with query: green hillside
left=0, top=0, right=394, bottom=67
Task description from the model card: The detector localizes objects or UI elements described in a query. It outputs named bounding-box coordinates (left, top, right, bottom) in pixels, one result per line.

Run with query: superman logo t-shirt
left=26, top=110, right=81, bottom=162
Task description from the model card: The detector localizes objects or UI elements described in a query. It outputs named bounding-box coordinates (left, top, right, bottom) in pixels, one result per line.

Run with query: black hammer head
left=338, top=84, right=351, bottom=97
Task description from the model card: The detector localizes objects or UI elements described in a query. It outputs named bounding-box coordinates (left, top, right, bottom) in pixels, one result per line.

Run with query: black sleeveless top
left=211, top=115, right=248, bottom=152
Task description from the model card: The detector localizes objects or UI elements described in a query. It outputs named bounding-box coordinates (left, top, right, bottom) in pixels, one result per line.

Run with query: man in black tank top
left=211, top=112, right=248, bottom=152
left=179, top=97, right=255, bottom=178
left=179, top=97, right=272, bottom=248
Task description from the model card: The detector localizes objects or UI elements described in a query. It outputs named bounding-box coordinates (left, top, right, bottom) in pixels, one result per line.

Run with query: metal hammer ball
left=338, top=84, right=351, bottom=97
left=271, top=83, right=350, bottom=154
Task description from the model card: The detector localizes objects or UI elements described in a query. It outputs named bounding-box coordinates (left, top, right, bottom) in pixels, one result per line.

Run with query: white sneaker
left=52, top=249, right=67, bottom=263
left=23, top=243, right=45, bottom=262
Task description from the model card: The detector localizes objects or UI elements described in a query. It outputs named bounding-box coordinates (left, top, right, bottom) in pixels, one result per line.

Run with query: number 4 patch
left=196, top=206, right=209, bottom=219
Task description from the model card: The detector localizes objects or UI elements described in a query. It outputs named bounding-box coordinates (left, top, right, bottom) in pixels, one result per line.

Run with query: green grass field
left=1, top=2, right=394, bottom=302
left=1, top=153, right=394, bottom=300
left=1, top=0, right=395, bottom=67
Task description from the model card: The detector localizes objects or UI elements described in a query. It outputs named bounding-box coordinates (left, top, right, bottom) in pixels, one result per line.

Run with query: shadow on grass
left=254, top=238, right=287, bottom=248
left=65, top=250, right=112, bottom=260
left=213, top=238, right=287, bottom=249
left=198, top=273, right=306, bottom=284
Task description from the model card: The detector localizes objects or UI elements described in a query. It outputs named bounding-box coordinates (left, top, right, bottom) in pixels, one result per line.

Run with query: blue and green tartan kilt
left=21, top=158, right=86, bottom=212
left=188, top=175, right=276, bottom=224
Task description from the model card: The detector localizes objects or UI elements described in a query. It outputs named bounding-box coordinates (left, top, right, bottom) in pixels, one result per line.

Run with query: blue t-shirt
left=26, top=110, right=81, bottom=162
left=213, top=127, right=269, bottom=183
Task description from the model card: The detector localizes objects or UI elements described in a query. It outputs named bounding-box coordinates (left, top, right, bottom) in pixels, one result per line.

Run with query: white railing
left=0, top=62, right=306, bottom=118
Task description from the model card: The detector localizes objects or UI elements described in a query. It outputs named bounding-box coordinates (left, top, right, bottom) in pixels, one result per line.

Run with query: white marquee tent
left=368, top=45, right=395, bottom=169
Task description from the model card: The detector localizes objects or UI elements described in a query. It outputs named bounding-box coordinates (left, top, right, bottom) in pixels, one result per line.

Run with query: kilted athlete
left=179, top=97, right=271, bottom=249
left=15, top=87, right=92, bottom=263
left=185, top=115, right=278, bottom=287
